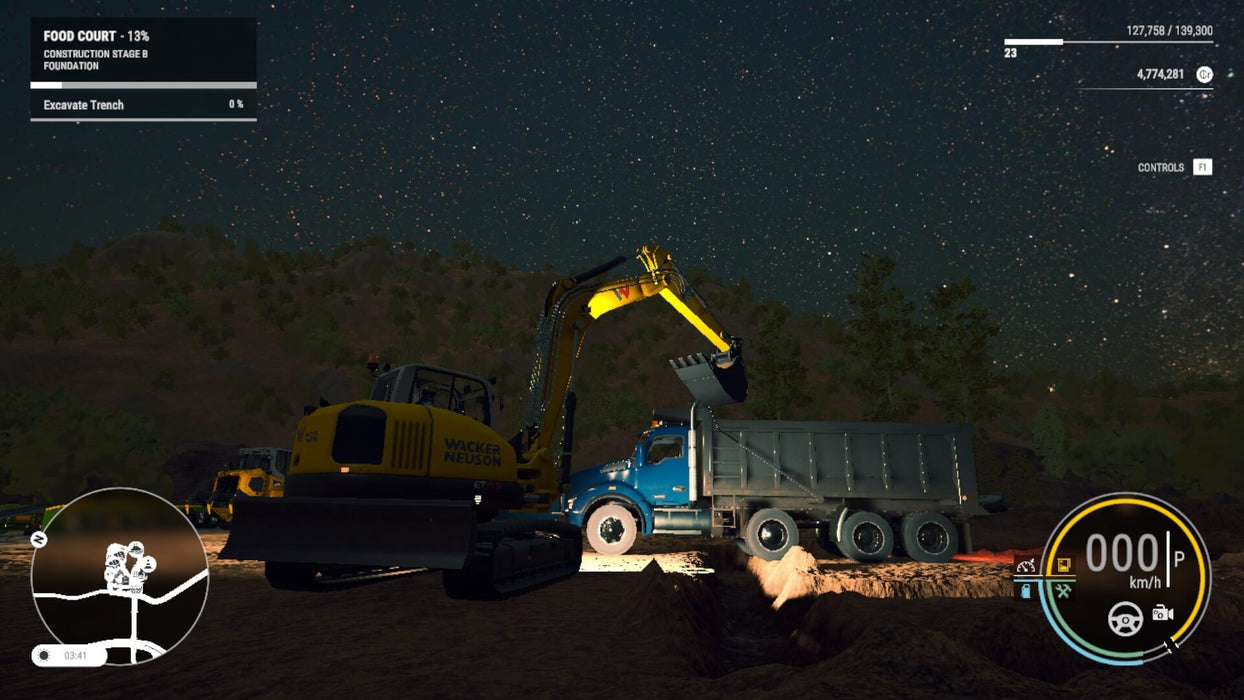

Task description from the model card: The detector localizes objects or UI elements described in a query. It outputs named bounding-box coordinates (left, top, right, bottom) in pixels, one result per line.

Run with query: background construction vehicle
left=0, top=503, right=61, bottom=535
left=220, top=245, right=747, bottom=597
left=201, top=447, right=291, bottom=528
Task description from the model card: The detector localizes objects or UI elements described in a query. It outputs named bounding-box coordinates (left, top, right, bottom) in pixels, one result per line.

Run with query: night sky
left=1, top=1, right=1239, bottom=380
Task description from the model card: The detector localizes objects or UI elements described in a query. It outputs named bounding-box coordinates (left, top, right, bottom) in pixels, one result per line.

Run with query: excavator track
left=442, top=520, right=582, bottom=599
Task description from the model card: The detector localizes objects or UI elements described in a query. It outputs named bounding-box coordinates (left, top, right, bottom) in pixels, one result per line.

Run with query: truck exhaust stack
left=670, top=352, right=748, bottom=406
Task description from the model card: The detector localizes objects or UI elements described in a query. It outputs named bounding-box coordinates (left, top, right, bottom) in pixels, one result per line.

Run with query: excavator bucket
left=218, top=495, right=477, bottom=570
left=670, top=352, right=748, bottom=406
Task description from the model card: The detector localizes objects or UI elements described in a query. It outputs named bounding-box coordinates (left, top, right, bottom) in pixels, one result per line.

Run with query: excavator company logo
left=611, top=285, right=633, bottom=300
left=443, top=438, right=503, bottom=467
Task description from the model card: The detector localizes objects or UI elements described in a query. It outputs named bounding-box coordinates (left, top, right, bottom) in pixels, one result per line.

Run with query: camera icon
left=1152, top=604, right=1174, bottom=621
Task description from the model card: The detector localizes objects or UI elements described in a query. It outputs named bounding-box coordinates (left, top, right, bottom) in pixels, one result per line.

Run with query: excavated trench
left=3, top=528, right=1242, bottom=695
left=616, top=539, right=1244, bottom=693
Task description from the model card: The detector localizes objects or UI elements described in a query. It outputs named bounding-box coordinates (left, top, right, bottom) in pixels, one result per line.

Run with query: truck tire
left=816, top=525, right=843, bottom=558
left=900, top=512, right=958, bottom=563
left=837, top=511, right=894, bottom=563
left=586, top=503, right=638, bottom=555
left=744, top=508, right=798, bottom=561
left=191, top=510, right=208, bottom=528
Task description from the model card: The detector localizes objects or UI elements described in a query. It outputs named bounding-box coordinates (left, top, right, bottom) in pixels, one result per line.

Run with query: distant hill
left=0, top=230, right=1239, bottom=504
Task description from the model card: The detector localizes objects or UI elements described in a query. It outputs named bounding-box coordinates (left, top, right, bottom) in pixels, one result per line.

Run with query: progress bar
left=31, top=81, right=258, bottom=90
left=1076, top=87, right=1214, bottom=91
left=1005, top=38, right=1215, bottom=46
left=32, top=118, right=257, bottom=122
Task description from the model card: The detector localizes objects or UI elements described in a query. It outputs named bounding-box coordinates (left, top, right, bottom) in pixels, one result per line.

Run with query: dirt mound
left=783, top=584, right=1244, bottom=692
left=620, top=559, right=723, bottom=676
left=748, top=547, right=1012, bottom=608
left=747, top=546, right=837, bottom=608
left=803, top=622, right=1060, bottom=698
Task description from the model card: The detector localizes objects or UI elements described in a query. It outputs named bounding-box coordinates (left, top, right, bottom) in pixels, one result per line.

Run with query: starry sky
left=1, top=1, right=1239, bottom=381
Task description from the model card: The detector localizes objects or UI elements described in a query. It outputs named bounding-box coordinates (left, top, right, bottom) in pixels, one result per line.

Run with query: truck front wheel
left=586, top=503, right=638, bottom=556
left=745, top=508, right=798, bottom=561
left=900, top=512, right=958, bottom=563
left=837, top=511, right=894, bottom=563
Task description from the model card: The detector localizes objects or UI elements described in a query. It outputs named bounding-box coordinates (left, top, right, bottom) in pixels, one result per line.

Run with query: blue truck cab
left=565, top=424, right=693, bottom=533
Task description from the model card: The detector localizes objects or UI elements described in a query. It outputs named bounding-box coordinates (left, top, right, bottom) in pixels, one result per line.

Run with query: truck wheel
left=816, top=525, right=843, bottom=558
left=586, top=503, right=638, bottom=555
left=745, top=508, right=798, bottom=561
left=206, top=513, right=220, bottom=528
left=900, top=512, right=958, bottom=563
left=837, top=511, right=894, bottom=563
left=191, top=510, right=208, bottom=528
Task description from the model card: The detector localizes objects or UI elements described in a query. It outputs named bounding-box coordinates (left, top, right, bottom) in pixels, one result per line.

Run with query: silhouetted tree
left=1031, top=404, right=1067, bottom=477
left=841, top=254, right=918, bottom=421
left=918, top=275, right=1000, bottom=424
left=748, top=299, right=811, bottom=420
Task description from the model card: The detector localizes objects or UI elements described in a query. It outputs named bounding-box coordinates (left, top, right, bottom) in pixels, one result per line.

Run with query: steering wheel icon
left=1108, top=601, right=1144, bottom=637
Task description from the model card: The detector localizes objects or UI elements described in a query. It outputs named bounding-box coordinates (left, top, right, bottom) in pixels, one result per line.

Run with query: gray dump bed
left=700, top=417, right=984, bottom=517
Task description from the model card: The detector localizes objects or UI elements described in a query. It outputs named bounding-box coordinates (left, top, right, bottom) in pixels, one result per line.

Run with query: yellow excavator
left=219, top=245, right=746, bottom=597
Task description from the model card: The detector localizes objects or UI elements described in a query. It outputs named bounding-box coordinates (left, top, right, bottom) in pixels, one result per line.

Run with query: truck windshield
left=237, top=454, right=273, bottom=471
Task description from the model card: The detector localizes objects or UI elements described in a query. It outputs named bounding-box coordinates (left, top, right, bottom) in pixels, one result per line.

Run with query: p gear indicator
left=1039, top=493, right=1211, bottom=665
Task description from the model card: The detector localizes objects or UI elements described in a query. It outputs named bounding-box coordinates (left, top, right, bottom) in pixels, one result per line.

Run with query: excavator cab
left=368, top=364, right=494, bottom=426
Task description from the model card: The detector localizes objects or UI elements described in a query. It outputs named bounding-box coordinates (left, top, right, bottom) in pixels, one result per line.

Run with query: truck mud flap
left=218, top=495, right=476, bottom=570
left=670, top=352, right=748, bottom=406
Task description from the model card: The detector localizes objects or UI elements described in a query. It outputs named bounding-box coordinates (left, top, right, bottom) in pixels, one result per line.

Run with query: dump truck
left=564, top=406, right=985, bottom=563
left=201, top=447, right=291, bottom=528
left=220, top=245, right=747, bottom=597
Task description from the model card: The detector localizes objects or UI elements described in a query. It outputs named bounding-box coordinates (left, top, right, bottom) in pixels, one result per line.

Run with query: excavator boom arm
left=521, top=245, right=744, bottom=457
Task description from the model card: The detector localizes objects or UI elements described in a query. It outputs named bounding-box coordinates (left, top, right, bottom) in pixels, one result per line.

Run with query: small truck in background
left=563, top=406, right=986, bottom=563
left=203, top=447, right=290, bottom=528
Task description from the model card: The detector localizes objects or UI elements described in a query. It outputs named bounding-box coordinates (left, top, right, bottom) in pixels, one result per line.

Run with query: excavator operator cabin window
left=646, top=436, right=684, bottom=464
left=409, top=368, right=492, bottom=427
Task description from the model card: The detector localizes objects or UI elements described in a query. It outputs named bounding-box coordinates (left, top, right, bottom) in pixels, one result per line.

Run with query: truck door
left=637, top=434, right=690, bottom=506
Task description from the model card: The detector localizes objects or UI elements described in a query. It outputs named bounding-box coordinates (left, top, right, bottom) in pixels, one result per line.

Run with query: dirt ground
left=2, top=506, right=1242, bottom=698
